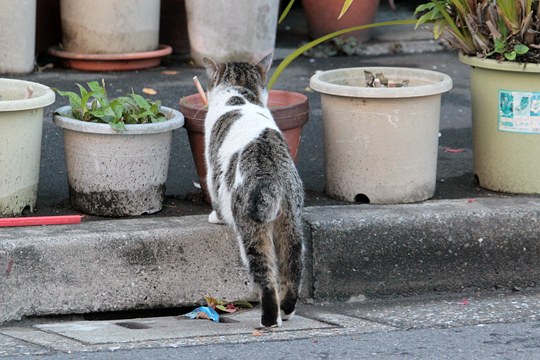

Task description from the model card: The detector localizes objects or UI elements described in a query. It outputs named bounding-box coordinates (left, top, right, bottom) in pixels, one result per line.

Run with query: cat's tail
left=246, top=179, right=282, bottom=223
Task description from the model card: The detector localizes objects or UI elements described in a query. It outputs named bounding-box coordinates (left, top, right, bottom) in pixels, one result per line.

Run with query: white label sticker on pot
left=498, top=90, right=540, bottom=134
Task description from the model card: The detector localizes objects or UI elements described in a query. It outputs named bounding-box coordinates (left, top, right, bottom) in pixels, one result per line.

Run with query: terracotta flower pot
left=179, top=90, right=309, bottom=202
left=301, top=0, right=380, bottom=42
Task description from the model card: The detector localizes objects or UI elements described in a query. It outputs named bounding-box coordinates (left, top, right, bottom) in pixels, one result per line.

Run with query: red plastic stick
left=0, top=215, right=82, bottom=227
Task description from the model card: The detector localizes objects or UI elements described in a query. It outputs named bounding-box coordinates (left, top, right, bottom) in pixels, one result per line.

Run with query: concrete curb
left=305, top=197, right=540, bottom=301
left=0, top=216, right=254, bottom=323
left=2, top=197, right=540, bottom=323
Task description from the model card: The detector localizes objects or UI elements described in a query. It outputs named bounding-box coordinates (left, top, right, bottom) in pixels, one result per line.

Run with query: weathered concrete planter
left=53, top=106, right=184, bottom=217
left=185, top=0, right=279, bottom=66
left=0, top=79, right=55, bottom=216
left=0, top=0, right=36, bottom=73
left=310, top=67, right=452, bottom=204
left=460, top=54, right=540, bottom=194
left=60, top=0, right=160, bottom=54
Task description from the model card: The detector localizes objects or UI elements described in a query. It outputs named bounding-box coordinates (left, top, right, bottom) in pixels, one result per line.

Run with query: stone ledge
left=2, top=197, right=540, bottom=323
left=305, top=198, right=540, bottom=301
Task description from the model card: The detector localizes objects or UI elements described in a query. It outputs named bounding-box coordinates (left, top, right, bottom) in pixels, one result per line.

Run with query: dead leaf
left=365, top=71, right=409, bottom=88
left=444, top=147, right=465, bottom=153
left=196, top=312, right=210, bottom=320
left=161, top=70, right=178, bottom=75
left=216, top=304, right=236, bottom=313
left=232, top=300, right=253, bottom=309
left=143, top=88, right=157, bottom=95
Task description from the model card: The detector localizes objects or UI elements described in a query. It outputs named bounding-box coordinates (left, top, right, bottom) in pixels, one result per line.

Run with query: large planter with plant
left=310, top=67, right=452, bottom=204
left=460, top=55, right=540, bottom=193
left=416, top=0, right=540, bottom=194
left=179, top=90, right=309, bottom=202
left=52, top=0, right=171, bottom=71
left=53, top=82, right=184, bottom=217
left=0, top=0, right=36, bottom=73
left=184, top=0, right=280, bottom=66
left=0, top=79, right=55, bottom=216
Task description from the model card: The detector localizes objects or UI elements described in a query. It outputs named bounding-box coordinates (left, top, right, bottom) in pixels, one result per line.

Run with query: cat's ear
left=202, top=57, right=218, bottom=78
left=202, top=57, right=225, bottom=88
left=256, top=53, right=273, bottom=84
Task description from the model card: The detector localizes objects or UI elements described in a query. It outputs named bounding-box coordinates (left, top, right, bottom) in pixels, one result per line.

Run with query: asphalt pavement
left=2, top=288, right=540, bottom=359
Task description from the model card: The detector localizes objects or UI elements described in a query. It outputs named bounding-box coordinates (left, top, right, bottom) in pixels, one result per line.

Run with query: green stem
left=268, top=18, right=418, bottom=90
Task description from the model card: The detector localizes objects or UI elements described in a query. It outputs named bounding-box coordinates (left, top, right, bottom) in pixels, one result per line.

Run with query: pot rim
left=53, top=105, right=184, bottom=134
left=0, top=79, right=56, bottom=111
left=309, top=66, right=452, bottom=98
left=459, top=52, right=540, bottom=73
left=179, top=89, right=310, bottom=132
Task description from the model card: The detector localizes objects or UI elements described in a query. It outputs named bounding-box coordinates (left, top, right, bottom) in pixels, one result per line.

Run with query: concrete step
left=2, top=197, right=540, bottom=323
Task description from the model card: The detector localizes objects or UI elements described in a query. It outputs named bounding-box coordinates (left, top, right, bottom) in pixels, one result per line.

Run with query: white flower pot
left=53, top=106, right=184, bottom=217
left=0, top=79, right=55, bottom=216
left=60, top=0, right=160, bottom=54
left=0, top=0, right=36, bottom=73
left=310, top=67, right=452, bottom=204
left=185, top=0, right=279, bottom=66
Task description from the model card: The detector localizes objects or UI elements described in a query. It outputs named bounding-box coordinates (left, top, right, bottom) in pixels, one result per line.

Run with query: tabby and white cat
left=202, top=54, right=304, bottom=328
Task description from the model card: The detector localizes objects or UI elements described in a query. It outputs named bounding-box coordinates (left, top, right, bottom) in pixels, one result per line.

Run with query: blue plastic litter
left=183, top=306, right=220, bottom=323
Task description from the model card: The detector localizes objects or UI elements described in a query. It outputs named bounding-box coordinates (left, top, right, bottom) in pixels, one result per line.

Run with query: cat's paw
left=280, top=309, right=295, bottom=321
left=260, top=315, right=282, bottom=328
left=208, top=210, right=224, bottom=224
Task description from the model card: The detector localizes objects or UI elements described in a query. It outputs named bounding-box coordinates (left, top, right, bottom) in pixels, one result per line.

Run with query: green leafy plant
left=415, top=0, right=540, bottom=62
left=54, top=80, right=167, bottom=132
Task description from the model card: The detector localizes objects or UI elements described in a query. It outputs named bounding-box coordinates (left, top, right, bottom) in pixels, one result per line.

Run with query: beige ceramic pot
left=60, top=0, right=160, bottom=54
left=185, top=0, right=279, bottom=66
left=310, top=67, right=452, bottom=204
left=0, top=79, right=55, bottom=216
left=0, top=0, right=36, bottom=73
left=53, top=106, right=184, bottom=217
left=460, top=54, right=540, bottom=194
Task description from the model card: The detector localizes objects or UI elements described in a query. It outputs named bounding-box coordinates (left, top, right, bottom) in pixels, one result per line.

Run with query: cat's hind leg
left=275, top=216, right=304, bottom=321
left=238, top=224, right=282, bottom=327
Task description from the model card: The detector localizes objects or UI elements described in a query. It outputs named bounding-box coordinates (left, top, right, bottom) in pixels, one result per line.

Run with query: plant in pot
left=273, top=1, right=451, bottom=204
left=310, top=67, right=452, bottom=204
left=53, top=81, right=184, bottom=217
left=416, top=0, right=540, bottom=194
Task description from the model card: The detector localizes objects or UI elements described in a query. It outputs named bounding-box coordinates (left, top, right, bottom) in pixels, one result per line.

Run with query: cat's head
left=202, top=54, right=273, bottom=105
